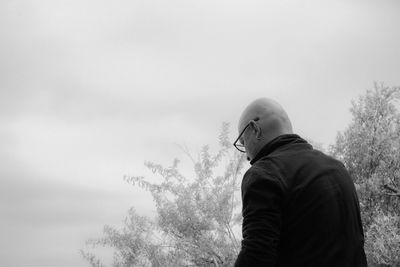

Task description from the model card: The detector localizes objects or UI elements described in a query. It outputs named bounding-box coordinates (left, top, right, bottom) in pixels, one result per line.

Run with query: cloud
left=0, top=150, right=153, bottom=267
left=1, top=0, right=399, bottom=131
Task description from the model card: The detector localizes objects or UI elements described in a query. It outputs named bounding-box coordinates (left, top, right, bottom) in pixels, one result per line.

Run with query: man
left=233, top=98, right=367, bottom=267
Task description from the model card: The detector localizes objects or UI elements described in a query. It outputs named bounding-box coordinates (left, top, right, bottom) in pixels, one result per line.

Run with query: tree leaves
left=82, top=123, right=246, bottom=267
left=330, top=83, right=400, bottom=266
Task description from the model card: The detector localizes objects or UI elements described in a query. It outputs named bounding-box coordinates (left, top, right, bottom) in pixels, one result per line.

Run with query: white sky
left=1, top=0, right=399, bottom=266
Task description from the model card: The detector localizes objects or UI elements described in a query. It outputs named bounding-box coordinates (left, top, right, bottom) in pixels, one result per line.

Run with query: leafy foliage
left=365, top=211, right=400, bottom=266
left=80, top=208, right=162, bottom=267
left=82, top=122, right=246, bottom=266
left=330, top=83, right=400, bottom=266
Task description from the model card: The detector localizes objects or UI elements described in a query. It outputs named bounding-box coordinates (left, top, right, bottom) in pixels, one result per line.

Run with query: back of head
left=239, top=97, right=293, bottom=147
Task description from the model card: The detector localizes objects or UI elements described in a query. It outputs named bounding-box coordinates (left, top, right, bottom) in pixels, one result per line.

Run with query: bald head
left=237, top=98, right=293, bottom=161
left=239, top=98, right=293, bottom=135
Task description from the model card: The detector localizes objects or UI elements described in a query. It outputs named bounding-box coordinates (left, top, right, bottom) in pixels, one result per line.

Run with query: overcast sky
left=1, top=0, right=399, bottom=266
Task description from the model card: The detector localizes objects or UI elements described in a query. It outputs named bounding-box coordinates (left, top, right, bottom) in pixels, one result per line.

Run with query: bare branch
left=383, top=183, right=400, bottom=197
left=176, top=143, right=197, bottom=165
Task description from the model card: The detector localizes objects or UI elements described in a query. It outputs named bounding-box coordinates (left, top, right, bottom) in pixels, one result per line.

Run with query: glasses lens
left=235, top=143, right=246, bottom=153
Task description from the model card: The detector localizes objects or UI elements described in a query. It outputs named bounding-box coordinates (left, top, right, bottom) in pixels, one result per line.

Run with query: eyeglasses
left=233, top=118, right=259, bottom=153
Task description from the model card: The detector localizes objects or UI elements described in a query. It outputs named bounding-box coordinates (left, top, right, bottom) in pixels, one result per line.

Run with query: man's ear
left=250, top=121, right=262, bottom=140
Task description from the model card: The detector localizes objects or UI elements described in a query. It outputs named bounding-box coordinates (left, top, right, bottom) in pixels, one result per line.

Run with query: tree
left=330, top=83, right=400, bottom=266
left=81, top=122, right=246, bottom=266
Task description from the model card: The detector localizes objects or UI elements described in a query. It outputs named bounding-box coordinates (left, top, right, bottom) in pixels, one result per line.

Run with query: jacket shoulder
left=243, top=159, right=287, bottom=192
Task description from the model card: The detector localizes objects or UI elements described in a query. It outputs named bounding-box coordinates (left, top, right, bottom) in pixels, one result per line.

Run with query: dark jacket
left=234, top=134, right=367, bottom=267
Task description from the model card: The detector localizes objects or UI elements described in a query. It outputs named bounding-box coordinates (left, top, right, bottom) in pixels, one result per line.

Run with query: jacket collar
left=250, top=134, right=309, bottom=165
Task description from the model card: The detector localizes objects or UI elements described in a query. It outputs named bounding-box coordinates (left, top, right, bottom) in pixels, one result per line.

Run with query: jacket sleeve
left=234, top=166, right=284, bottom=267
